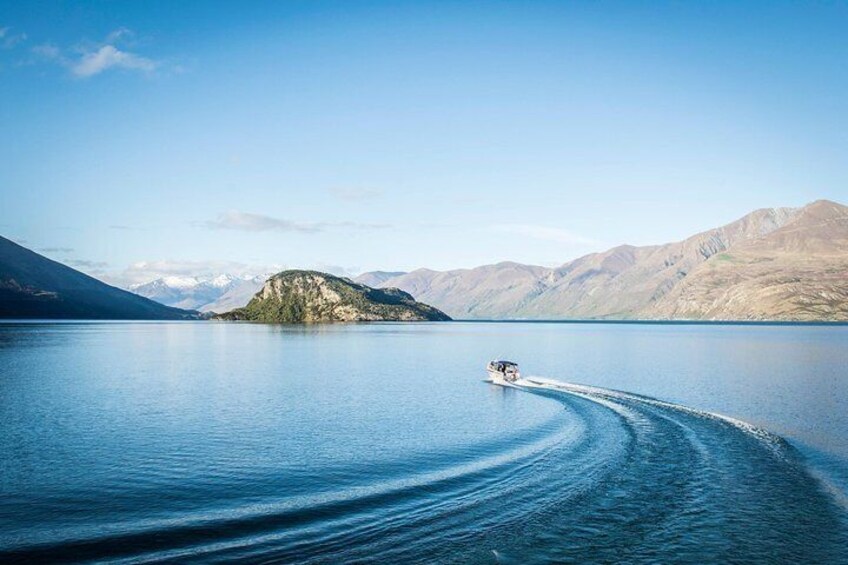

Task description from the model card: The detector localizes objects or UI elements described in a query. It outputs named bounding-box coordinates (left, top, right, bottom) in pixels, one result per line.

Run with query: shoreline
left=1, top=318, right=847, bottom=326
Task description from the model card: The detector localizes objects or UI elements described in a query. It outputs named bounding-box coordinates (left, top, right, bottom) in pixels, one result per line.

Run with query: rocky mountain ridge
left=356, top=200, right=848, bottom=321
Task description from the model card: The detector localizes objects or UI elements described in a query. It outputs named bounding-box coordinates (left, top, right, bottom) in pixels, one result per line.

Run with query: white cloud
left=27, top=28, right=162, bottom=78
left=203, top=211, right=322, bottom=233
left=202, top=210, right=391, bottom=233
left=328, top=187, right=383, bottom=202
left=495, top=224, right=600, bottom=246
left=71, top=44, right=156, bottom=78
left=105, top=27, right=135, bottom=45
left=101, top=259, right=280, bottom=288
left=97, top=259, right=367, bottom=289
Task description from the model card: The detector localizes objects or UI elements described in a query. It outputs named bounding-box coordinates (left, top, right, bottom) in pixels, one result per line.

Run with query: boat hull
left=486, top=368, right=519, bottom=385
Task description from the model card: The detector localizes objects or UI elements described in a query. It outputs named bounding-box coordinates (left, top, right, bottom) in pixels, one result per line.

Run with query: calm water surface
left=1, top=321, right=847, bottom=563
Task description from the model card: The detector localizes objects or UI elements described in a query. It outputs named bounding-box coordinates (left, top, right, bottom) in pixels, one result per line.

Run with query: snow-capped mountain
left=130, top=274, right=266, bottom=312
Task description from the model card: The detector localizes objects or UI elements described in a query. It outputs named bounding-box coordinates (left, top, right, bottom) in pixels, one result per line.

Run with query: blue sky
left=2, top=1, right=847, bottom=285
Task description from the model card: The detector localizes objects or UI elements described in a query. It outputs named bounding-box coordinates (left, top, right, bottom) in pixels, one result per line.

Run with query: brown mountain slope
left=358, top=200, right=845, bottom=320
left=383, top=263, right=551, bottom=319
left=643, top=200, right=848, bottom=321
left=516, top=205, right=798, bottom=318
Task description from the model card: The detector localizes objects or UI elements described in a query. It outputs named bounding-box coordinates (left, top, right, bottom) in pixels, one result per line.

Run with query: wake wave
left=518, top=376, right=789, bottom=457
left=3, top=377, right=847, bottom=564
left=482, top=375, right=848, bottom=564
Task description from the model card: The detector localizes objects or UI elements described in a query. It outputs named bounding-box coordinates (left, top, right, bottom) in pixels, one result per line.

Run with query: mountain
left=354, top=271, right=407, bottom=287
left=0, top=236, right=195, bottom=320
left=356, top=200, right=848, bottom=321
left=130, top=276, right=228, bottom=310
left=643, top=200, right=848, bottom=320
left=216, top=270, right=451, bottom=322
left=355, top=263, right=551, bottom=320
left=201, top=277, right=267, bottom=313
left=130, top=274, right=265, bottom=312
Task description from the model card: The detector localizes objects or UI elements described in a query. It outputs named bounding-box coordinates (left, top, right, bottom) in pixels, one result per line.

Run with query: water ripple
left=3, top=379, right=847, bottom=563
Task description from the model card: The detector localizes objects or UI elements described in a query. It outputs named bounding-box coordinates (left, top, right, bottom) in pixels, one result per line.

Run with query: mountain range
left=8, top=199, right=843, bottom=322
left=130, top=275, right=266, bottom=313
left=0, top=236, right=194, bottom=320
left=354, top=199, right=848, bottom=321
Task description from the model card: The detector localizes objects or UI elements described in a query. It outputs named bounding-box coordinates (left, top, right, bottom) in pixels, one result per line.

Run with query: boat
left=486, top=360, right=520, bottom=384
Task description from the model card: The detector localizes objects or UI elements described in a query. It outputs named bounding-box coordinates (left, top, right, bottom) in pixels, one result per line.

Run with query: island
left=214, top=270, right=451, bottom=322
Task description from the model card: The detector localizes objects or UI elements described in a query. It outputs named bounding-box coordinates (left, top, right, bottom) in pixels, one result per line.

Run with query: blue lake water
left=1, top=321, right=847, bottom=563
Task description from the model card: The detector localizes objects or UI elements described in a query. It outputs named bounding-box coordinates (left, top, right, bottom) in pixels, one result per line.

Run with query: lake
left=1, top=321, right=847, bottom=563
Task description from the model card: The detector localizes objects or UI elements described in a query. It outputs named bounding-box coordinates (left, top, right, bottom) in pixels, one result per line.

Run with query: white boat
left=486, top=360, right=520, bottom=384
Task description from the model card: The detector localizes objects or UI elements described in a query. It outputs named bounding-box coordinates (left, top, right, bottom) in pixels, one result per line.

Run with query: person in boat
left=489, top=360, right=520, bottom=382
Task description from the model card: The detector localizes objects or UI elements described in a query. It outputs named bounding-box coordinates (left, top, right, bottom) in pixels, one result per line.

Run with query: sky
left=1, top=1, right=847, bottom=286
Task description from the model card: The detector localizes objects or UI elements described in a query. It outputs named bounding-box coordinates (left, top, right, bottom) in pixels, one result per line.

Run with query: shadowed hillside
left=0, top=236, right=196, bottom=320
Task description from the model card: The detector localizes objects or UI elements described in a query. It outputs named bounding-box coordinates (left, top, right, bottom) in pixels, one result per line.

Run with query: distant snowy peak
left=210, top=274, right=238, bottom=288
left=162, top=275, right=203, bottom=289
left=129, top=276, right=199, bottom=291
left=130, top=273, right=268, bottom=312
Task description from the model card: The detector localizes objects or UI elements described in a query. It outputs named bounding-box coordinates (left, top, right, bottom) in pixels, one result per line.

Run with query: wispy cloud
left=31, top=43, right=61, bottom=62
left=494, top=224, right=600, bottom=246
left=67, top=259, right=109, bottom=269
left=203, top=211, right=322, bottom=233
left=314, top=263, right=362, bottom=278
left=105, top=27, right=135, bottom=45
left=328, top=187, right=383, bottom=202
left=202, top=210, right=390, bottom=233
left=330, top=221, right=392, bottom=230
left=0, top=26, right=27, bottom=49
left=39, top=246, right=74, bottom=254
left=71, top=44, right=156, bottom=77
left=29, top=28, right=163, bottom=78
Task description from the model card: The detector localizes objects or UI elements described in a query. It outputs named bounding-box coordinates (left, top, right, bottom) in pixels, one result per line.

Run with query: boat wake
left=2, top=377, right=847, bottom=564
left=499, top=376, right=848, bottom=563
left=518, top=376, right=788, bottom=456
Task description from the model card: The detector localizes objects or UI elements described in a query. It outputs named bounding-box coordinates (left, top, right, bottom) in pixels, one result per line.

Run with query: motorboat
left=486, top=360, right=520, bottom=384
